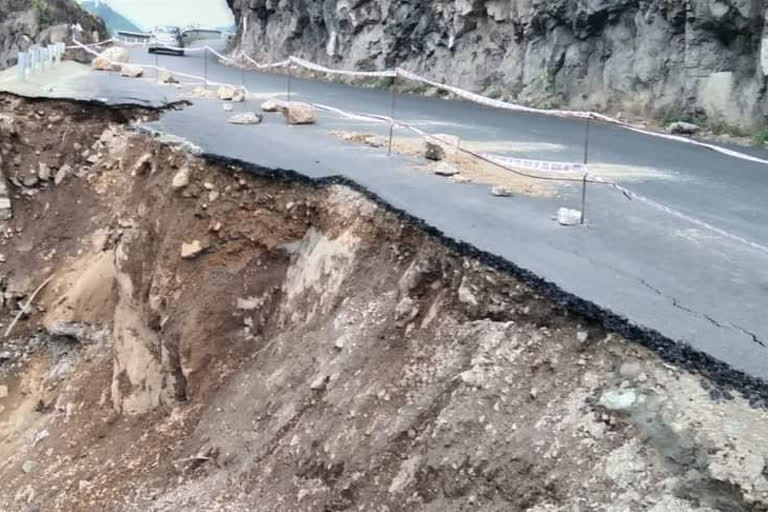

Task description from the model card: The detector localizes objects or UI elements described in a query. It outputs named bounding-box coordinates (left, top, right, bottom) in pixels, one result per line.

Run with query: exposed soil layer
left=0, top=94, right=767, bottom=511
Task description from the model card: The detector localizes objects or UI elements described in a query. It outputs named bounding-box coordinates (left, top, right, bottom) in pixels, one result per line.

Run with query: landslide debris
left=0, top=93, right=767, bottom=511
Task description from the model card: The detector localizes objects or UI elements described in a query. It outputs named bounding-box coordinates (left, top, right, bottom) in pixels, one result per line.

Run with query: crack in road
left=638, top=278, right=768, bottom=349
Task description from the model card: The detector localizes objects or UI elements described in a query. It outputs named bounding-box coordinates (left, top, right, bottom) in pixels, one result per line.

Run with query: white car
left=148, top=26, right=184, bottom=56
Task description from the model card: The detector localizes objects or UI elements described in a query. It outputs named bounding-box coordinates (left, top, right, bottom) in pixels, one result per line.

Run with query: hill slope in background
left=0, top=0, right=107, bottom=69
left=226, top=0, right=768, bottom=131
left=80, top=0, right=143, bottom=34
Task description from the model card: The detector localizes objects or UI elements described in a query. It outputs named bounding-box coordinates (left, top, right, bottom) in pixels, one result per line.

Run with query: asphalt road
left=3, top=41, right=768, bottom=384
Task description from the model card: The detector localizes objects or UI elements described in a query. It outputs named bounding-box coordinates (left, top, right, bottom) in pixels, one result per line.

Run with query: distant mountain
left=79, top=1, right=144, bottom=35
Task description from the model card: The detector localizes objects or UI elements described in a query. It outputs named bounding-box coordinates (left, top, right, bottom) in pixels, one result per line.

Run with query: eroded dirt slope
left=0, top=94, right=767, bottom=511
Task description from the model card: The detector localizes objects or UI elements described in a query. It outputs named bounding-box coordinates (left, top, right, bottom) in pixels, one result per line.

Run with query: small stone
left=222, top=103, right=234, bottom=112
left=490, top=185, right=513, bottom=197
left=530, top=387, right=538, bottom=400
left=282, top=102, right=317, bottom=125
left=309, top=375, right=327, bottom=391
left=181, top=240, right=204, bottom=259
left=434, top=163, right=459, bottom=176
left=203, top=182, right=214, bottom=190
left=87, top=154, right=100, bottom=164
left=0, top=254, right=5, bottom=263
left=261, top=99, right=284, bottom=112
left=228, top=112, right=262, bottom=125
left=0, top=385, right=7, bottom=398
left=210, top=221, right=222, bottom=232
left=208, top=190, right=220, bottom=202
left=599, top=389, right=637, bottom=411
left=54, top=164, right=72, bottom=185
left=451, top=175, right=471, bottom=183
left=22, top=173, right=38, bottom=188
left=577, top=331, right=589, bottom=343
left=232, top=88, right=246, bottom=102
left=171, top=167, right=191, bottom=190
left=217, top=85, right=236, bottom=101
left=21, top=460, right=35, bottom=474
left=119, top=64, right=144, bottom=78
left=38, top=162, right=51, bottom=181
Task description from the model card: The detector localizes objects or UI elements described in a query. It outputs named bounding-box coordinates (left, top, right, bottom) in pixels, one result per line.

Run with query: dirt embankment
left=0, top=94, right=767, bottom=511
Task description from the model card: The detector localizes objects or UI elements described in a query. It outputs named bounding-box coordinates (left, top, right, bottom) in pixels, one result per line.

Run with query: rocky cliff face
left=0, top=0, right=107, bottom=70
left=227, top=0, right=768, bottom=129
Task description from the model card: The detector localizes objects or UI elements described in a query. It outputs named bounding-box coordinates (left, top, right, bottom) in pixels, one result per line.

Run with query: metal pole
left=581, top=118, right=591, bottom=225
left=287, top=65, right=292, bottom=101
left=583, top=117, right=591, bottom=166
left=203, top=47, right=208, bottom=88
left=581, top=174, right=588, bottom=225
left=388, top=69, right=399, bottom=156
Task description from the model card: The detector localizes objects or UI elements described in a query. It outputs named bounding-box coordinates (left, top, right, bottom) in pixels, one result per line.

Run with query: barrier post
left=388, top=68, right=399, bottom=156
left=581, top=174, right=588, bottom=225
left=203, top=46, right=208, bottom=88
left=581, top=118, right=591, bottom=224
left=287, top=64, right=292, bottom=101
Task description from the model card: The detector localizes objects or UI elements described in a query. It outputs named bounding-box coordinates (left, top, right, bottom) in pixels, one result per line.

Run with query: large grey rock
left=92, top=46, right=129, bottom=71
left=282, top=102, right=316, bottom=125
left=227, top=0, right=768, bottom=130
left=668, top=122, right=701, bottom=135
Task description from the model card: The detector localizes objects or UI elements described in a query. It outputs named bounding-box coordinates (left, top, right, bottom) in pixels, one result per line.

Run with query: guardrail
left=16, top=43, right=66, bottom=81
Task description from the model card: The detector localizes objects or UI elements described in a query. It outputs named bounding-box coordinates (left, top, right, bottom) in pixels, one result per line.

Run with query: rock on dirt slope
left=0, top=93, right=767, bottom=511
left=227, top=0, right=768, bottom=130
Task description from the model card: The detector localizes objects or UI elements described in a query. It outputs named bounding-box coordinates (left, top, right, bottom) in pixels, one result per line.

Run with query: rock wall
left=227, top=0, right=768, bottom=129
left=0, top=0, right=107, bottom=70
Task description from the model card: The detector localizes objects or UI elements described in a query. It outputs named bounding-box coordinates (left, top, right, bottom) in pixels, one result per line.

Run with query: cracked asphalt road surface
left=2, top=40, right=768, bottom=382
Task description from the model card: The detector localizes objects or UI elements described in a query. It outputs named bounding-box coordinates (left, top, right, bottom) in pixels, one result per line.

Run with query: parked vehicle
left=148, top=26, right=184, bottom=56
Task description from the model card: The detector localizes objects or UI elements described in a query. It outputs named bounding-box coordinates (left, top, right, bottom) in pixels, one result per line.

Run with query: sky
left=80, top=0, right=235, bottom=30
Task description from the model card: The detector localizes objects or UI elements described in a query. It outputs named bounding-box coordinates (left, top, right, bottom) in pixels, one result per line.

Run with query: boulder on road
left=434, top=163, right=459, bottom=176
left=217, top=86, right=236, bottom=100
left=232, top=88, right=246, bottom=102
left=425, top=134, right=460, bottom=161
left=668, top=121, right=700, bottom=135
left=120, top=64, right=144, bottom=78
left=557, top=207, right=582, bottom=226
left=91, top=46, right=129, bottom=71
left=490, top=185, right=513, bottom=197
left=228, top=112, right=263, bottom=125
left=261, top=99, right=284, bottom=112
left=282, top=102, right=316, bottom=125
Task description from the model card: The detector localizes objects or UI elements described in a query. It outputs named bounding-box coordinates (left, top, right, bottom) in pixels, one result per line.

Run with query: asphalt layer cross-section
left=3, top=41, right=768, bottom=389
